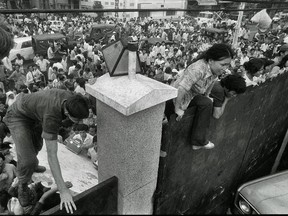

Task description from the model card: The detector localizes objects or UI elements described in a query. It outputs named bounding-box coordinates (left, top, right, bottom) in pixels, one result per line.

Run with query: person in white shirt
left=152, top=42, right=161, bottom=56
left=139, top=49, right=148, bottom=73
left=159, top=41, right=166, bottom=56
left=53, top=61, right=64, bottom=71
left=74, top=77, right=86, bottom=96
left=47, top=43, right=55, bottom=60
left=69, top=46, right=77, bottom=62
left=154, top=54, right=165, bottom=67
left=240, top=51, right=250, bottom=66
left=92, top=50, right=101, bottom=65
left=2, top=57, right=12, bottom=73
left=36, top=55, right=50, bottom=82
left=61, top=54, right=68, bottom=72
left=72, top=124, right=94, bottom=158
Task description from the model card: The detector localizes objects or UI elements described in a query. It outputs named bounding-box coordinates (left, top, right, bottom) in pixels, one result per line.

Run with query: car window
left=21, top=40, right=32, bottom=48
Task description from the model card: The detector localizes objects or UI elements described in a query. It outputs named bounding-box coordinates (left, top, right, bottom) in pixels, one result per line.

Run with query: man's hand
left=60, top=188, right=77, bottom=214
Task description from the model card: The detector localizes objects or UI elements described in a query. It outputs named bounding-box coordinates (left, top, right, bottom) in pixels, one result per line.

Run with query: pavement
left=32, top=141, right=98, bottom=195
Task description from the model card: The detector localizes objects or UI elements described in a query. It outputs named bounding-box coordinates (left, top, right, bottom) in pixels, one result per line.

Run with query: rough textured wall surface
left=154, top=72, right=288, bottom=214
left=41, top=176, right=118, bottom=215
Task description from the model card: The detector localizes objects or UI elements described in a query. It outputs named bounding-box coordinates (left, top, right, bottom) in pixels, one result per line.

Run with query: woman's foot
left=192, top=141, right=215, bottom=150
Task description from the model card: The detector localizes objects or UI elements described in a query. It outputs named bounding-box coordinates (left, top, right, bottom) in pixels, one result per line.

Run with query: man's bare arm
left=45, top=139, right=77, bottom=214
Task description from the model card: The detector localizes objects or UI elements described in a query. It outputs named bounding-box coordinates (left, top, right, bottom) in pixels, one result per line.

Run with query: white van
left=196, top=11, right=214, bottom=25
left=9, top=36, right=35, bottom=62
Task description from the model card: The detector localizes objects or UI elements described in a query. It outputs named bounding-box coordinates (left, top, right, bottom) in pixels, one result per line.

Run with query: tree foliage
left=93, top=1, right=104, bottom=18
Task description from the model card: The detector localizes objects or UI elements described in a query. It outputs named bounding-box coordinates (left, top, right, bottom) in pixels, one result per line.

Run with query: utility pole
left=232, top=2, right=246, bottom=49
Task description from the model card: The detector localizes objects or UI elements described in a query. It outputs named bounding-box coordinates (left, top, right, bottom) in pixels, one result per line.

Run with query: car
left=231, top=170, right=288, bottom=214
left=8, top=36, right=35, bottom=62
left=196, top=11, right=214, bottom=25
left=32, top=33, right=68, bottom=61
left=86, top=23, right=119, bottom=44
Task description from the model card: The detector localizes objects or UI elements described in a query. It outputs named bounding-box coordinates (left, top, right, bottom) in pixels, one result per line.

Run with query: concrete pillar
left=86, top=47, right=177, bottom=214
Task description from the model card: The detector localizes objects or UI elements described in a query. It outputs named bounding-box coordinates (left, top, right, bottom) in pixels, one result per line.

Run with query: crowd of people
left=0, top=10, right=288, bottom=215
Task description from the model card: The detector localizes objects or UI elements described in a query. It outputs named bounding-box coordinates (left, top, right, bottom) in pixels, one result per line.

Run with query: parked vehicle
left=85, top=23, right=119, bottom=44
left=32, top=33, right=68, bottom=60
left=196, top=11, right=214, bottom=25
left=202, top=27, right=228, bottom=39
left=231, top=170, right=288, bottom=214
left=8, top=36, right=34, bottom=62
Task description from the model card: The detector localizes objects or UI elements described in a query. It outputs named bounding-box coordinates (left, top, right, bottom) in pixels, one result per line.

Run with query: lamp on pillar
left=101, top=40, right=142, bottom=77
left=86, top=37, right=177, bottom=214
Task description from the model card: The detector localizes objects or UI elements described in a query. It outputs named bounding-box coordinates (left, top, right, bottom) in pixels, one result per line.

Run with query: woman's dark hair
left=195, top=43, right=234, bottom=63
left=278, top=54, right=288, bottom=69
left=220, top=74, right=247, bottom=94
left=243, top=58, right=264, bottom=76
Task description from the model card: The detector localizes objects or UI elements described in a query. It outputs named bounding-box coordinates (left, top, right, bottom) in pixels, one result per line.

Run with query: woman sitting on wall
left=165, top=43, right=234, bottom=150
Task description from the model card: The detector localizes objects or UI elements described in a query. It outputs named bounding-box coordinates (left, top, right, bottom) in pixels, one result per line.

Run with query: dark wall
left=154, top=72, right=288, bottom=214
left=41, top=176, right=118, bottom=215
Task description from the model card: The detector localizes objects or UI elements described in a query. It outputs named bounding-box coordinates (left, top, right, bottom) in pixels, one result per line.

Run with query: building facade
left=2, top=0, right=187, bottom=19
left=100, top=0, right=187, bottom=19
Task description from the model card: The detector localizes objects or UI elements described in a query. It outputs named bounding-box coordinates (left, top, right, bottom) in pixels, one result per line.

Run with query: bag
left=64, top=137, right=82, bottom=155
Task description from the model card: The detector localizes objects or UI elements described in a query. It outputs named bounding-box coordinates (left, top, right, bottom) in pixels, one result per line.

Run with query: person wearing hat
left=3, top=89, right=90, bottom=214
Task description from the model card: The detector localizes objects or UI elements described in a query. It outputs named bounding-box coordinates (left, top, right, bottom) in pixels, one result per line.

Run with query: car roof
left=91, top=23, right=116, bottom=28
left=238, top=170, right=288, bottom=214
left=32, top=33, right=66, bottom=40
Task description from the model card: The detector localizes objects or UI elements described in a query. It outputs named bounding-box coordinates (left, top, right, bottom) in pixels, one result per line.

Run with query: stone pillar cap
left=86, top=74, right=178, bottom=116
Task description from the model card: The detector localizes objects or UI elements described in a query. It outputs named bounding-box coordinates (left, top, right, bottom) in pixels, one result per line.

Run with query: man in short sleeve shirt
left=3, top=89, right=89, bottom=213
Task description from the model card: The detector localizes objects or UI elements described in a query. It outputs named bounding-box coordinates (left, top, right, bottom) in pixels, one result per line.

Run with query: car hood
left=239, top=171, right=288, bottom=214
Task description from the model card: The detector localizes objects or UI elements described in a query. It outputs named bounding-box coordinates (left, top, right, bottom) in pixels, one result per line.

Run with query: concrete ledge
left=86, top=73, right=178, bottom=116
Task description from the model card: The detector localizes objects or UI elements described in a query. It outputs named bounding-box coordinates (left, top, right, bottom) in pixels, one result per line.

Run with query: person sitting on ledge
left=165, top=43, right=234, bottom=150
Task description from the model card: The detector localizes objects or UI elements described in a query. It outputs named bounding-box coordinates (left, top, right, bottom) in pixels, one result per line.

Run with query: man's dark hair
left=66, top=94, right=89, bottom=119
left=77, top=123, right=89, bottom=132
left=220, top=74, right=247, bottom=94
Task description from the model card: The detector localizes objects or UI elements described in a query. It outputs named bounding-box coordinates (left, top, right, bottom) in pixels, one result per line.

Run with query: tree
left=93, top=1, right=104, bottom=19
